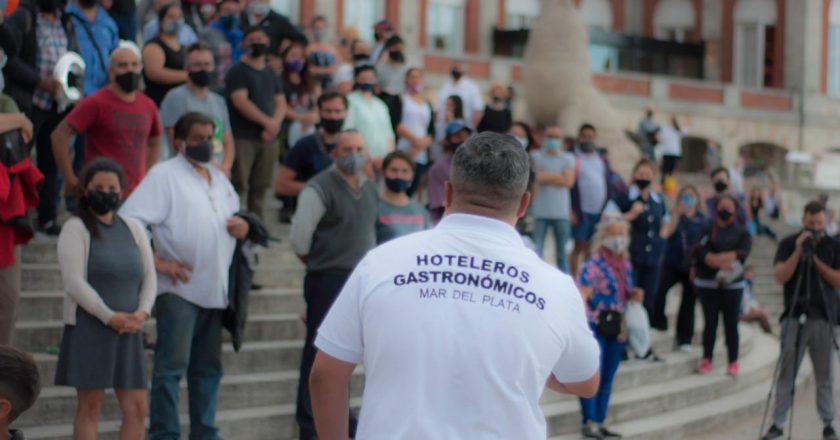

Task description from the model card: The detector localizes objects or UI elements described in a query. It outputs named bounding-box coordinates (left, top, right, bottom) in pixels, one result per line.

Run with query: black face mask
left=451, top=69, right=462, bottom=80
left=353, top=53, right=370, bottom=63
left=388, top=50, right=405, bottom=63
left=579, top=141, right=596, bottom=153
left=184, top=142, right=213, bottom=163
left=38, top=0, right=61, bottom=12
left=384, top=177, right=411, bottom=193
left=354, top=82, right=375, bottom=93
left=188, top=70, right=214, bottom=88
left=717, top=209, right=733, bottom=222
left=320, top=117, right=344, bottom=134
left=248, top=43, right=268, bottom=58
left=635, top=179, right=651, bottom=190
left=85, top=190, right=120, bottom=215
left=714, top=180, right=728, bottom=193
left=114, top=71, right=140, bottom=93
left=78, top=0, right=96, bottom=7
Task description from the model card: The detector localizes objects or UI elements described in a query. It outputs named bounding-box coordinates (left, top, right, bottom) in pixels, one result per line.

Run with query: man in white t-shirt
left=309, top=132, right=601, bottom=439
left=436, top=63, right=485, bottom=128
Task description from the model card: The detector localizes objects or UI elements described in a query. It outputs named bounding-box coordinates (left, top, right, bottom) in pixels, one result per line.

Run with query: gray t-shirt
left=376, top=62, right=408, bottom=95
left=577, top=151, right=607, bottom=215
left=530, top=150, right=575, bottom=220
left=160, top=85, right=232, bottom=162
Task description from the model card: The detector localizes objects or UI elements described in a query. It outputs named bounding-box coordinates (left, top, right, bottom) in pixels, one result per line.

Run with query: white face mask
left=602, top=236, right=628, bottom=253
left=512, top=135, right=528, bottom=149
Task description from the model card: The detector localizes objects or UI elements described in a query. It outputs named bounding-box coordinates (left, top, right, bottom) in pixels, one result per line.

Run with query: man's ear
left=516, top=191, right=531, bottom=219
left=443, top=180, right=453, bottom=209
left=0, top=398, right=12, bottom=423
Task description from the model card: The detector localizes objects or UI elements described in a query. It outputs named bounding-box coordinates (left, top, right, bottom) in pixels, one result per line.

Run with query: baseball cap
left=445, top=120, right=472, bottom=137
left=374, top=20, right=393, bottom=32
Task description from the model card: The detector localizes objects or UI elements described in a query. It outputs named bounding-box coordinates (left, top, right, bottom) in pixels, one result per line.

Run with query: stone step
left=13, top=313, right=305, bottom=354
left=19, top=263, right=306, bottom=291
left=545, top=325, right=780, bottom=436
left=16, top=367, right=365, bottom=427
left=550, top=336, right=813, bottom=439
left=16, top=287, right=305, bottom=322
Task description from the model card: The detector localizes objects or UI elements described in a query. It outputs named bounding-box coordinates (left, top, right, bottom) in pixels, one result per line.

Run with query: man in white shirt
left=309, top=132, right=601, bottom=440
left=120, top=112, right=249, bottom=440
left=436, top=63, right=484, bottom=128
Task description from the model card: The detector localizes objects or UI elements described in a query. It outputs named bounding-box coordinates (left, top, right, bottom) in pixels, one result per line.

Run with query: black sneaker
left=600, top=426, right=623, bottom=438
left=825, top=425, right=838, bottom=440
left=39, top=221, right=61, bottom=236
left=581, top=424, right=604, bottom=439
left=761, top=425, right=783, bottom=440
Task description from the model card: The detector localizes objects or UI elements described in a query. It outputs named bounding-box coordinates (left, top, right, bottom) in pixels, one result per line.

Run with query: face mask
left=313, top=29, right=325, bottom=41
left=183, top=142, right=213, bottom=163
left=115, top=71, right=140, bottom=93
left=491, top=96, right=505, bottom=104
left=85, top=190, right=121, bottom=215
left=512, top=136, right=528, bottom=149
left=336, top=152, right=367, bottom=174
left=38, top=0, right=61, bottom=12
left=284, top=59, right=305, bottom=73
left=219, top=14, right=240, bottom=30
left=451, top=69, right=462, bottom=81
left=579, top=141, right=596, bottom=153
left=354, top=82, right=375, bottom=93
left=544, top=138, right=562, bottom=150
left=680, top=194, right=697, bottom=208
left=602, top=236, right=628, bottom=253
left=635, top=179, right=651, bottom=190
left=162, top=19, right=184, bottom=35
left=320, top=117, right=344, bottom=134
left=388, top=50, right=405, bottom=63
left=353, top=53, right=370, bottom=63
left=78, top=0, right=97, bottom=8
left=407, top=83, right=423, bottom=94
left=714, top=180, right=728, bottom=193
left=249, top=2, right=270, bottom=17
left=384, top=177, right=411, bottom=193
left=188, top=69, right=214, bottom=88
left=717, top=209, right=733, bottom=222
left=248, top=42, right=268, bottom=58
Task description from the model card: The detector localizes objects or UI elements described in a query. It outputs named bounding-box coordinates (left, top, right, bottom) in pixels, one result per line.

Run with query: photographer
left=762, top=201, right=840, bottom=440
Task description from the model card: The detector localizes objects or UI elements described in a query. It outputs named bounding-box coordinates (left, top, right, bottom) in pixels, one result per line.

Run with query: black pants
left=651, top=267, right=695, bottom=345
left=697, top=286, right=743, bottom=363
left=661, top=155, right=679, bottom=179
left=296, top=270, right=358, bottom=440
left=32, top=106, right=65, bottom=227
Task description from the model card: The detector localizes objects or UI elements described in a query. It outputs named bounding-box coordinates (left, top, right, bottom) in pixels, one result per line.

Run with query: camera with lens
left=801, top=229, right=825, bottom=259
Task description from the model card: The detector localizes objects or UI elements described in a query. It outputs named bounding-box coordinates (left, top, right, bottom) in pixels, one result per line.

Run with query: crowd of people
left=0, top=1, right=837, bottom=440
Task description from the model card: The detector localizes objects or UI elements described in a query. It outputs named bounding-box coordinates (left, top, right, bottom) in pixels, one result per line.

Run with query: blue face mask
left=544, top=138, right=562, bottom=150
left=680, top=194, right=697, bottom=208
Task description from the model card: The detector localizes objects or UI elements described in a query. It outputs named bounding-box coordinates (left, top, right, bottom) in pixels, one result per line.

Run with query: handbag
left=596, top=309, right=623, bottom=338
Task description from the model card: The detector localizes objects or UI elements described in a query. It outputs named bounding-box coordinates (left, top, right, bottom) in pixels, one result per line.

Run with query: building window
left=427, top=0, right=464, bottom=53
left=579, top=0, right=613, bottom=31
left=654, top=0, right=695, bottom=42
left=504, top=0, right=538, bottom=30
left=344, top=0, right=383, bottom=42
left=828, top=0, right=840, bottom=95
left=733, top=0, right=777, bottom=88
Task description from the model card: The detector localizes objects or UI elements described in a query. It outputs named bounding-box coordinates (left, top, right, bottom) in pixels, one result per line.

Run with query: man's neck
left=319, top=129, right=338, bottom=144
left=108, top=84, right=136, bottom=102
left=243, top=56, right=265, bottom=69
left=187, top=82, right=208, bottom=97
left=41, top=10, right=58, bottom=21
left=187, top=157, right=212, bottom=183
left=338, top=169, right=359, bottom=190
left=80, top=5, right=97, bottom=20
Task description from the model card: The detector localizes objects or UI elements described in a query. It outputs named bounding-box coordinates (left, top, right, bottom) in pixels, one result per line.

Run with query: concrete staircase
left=9, top=202, right=809, bottom=439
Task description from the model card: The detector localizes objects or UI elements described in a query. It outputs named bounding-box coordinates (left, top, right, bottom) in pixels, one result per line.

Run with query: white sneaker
left=679, top=344, right=693, bottom=353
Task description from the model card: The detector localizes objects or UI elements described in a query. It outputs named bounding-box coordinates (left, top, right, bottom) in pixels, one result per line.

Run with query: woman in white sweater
left=54, top=158, right=156, bottom=440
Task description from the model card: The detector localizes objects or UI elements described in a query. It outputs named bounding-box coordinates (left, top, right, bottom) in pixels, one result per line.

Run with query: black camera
left=802, top=229, right=825, bottom=258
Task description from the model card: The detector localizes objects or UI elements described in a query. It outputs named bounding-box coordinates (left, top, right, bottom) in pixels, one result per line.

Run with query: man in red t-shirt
left=52, top=44, right=161, bottom=194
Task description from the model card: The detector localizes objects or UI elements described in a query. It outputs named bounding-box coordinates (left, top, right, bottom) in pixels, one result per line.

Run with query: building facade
left=276, top=0, right=840, bottom=188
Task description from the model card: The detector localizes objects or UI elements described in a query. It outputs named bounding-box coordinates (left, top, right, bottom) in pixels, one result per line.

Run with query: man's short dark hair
left=317, top=91, right=348, bottom=110
left=186, top=42, right=211, bottom=56
left=450, top=132, right=530, bottom=216
left=384, top=35, right=404, bottom=49
left=382, top=150, right=414, bottom=172
left=579, top=123, right=596, bottom=135
left=354, top=64, right=376, bottom=78
left=710, top=167, right=730, bottom=180
left=805, top=201, right=826, bottom=215
left=243, top=26, right=267, bottom=40
left=0, top=346, right=40, bottom=423
left=174, top=112, right=216, bottom=141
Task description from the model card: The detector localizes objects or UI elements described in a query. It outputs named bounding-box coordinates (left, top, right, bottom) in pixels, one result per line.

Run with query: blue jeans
left=533, top=218, right=571, bottom=273
left=150, top=294, right=223, bottom=440
left=580, top=326, right=625, bottom=424
left=573, top=212, right=601, bottom=243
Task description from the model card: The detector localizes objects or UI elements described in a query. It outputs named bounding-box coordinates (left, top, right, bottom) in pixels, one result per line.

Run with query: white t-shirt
left=396, top=94, right=432, bottom=165
left=657, top=124, right=684, bottom=157
left=316, top=213, right=600, bottom=439
left=120, top=155, right=239, bottom=309
left=436, top=77, right=484, bottom=125
left=576, top=151, right=607, bottom=215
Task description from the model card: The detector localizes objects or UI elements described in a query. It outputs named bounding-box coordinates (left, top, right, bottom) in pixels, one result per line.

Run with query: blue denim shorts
left=573, top=212, right=602, bottom=242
